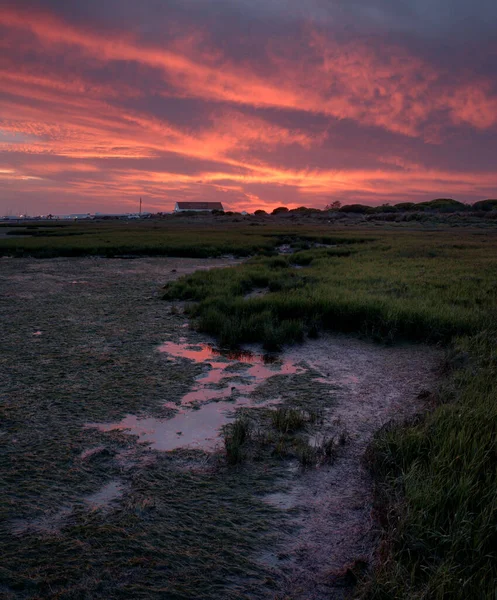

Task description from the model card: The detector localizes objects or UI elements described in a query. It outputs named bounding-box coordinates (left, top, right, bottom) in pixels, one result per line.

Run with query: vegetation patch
left=359, top=331, right=497, bottom=600
left=0, top=220, right=372, bottom=258
left=165, top=230, right=494, bottom=347
left=222, top=406, right=336, bottom=470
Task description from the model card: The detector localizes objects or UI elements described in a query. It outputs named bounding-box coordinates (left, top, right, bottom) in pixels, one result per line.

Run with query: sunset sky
left=1, top=0, right=497, bottom=215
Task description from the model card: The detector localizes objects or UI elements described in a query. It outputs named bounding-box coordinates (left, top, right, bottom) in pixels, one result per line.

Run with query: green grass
left=361, top=330, right=497, bottom=599
left=270, top=407, right=319, bottom=433
left=0, top=220, right=373, bottom=258
left=165, top=231, right=496, bottom=348
left=222, top=407, right=331, bottom=469
left=223, top=416, right=252, bottom=464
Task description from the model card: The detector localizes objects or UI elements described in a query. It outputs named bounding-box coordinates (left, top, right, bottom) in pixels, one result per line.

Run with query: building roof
left=176, top=202, right=224, bottom=210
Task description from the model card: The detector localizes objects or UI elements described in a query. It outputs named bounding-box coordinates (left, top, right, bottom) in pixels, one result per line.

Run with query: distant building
left=174, top=202, right=224, bottom=213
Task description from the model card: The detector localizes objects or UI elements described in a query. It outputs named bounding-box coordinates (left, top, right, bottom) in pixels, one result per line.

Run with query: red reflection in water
left=89, top=403, right=238, bottom=451
left=159, top=341, right=278, bottom=365
left=165, top=341, right=304, bottom=406
left=159, top=341, right=218, bottom=362
left=87, top=339, right=301, bottom=452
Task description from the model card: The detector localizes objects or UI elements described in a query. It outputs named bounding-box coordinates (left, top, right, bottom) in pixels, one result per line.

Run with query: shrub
left=339, top=204, right=372, bottom=214
left=472, top=199, right=497, bottom=212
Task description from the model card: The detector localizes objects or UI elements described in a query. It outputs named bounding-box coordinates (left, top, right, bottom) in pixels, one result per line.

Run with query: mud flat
left=0, top=256, right=441, bottom=599
left=261, top=337, right=441, bottom=598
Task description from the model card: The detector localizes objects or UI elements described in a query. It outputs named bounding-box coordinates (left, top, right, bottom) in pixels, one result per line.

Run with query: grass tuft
left=223, top=417, right=251, bottom=465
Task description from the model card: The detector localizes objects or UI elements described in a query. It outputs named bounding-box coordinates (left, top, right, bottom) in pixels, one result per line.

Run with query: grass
left=270, top=407, right=319, bottom=433
left=0, top=219, right=373, bottom=258
left=165, top=230, right=496, bottom=348
left=223, top=416, right=252, bottom=464
left=360, top=331, right=497, bottom=599
left=1, top=449, right=285, bottom=599
left=0, top=256, right=292, bottom=599
left=222, top=407, right=332, bottom=469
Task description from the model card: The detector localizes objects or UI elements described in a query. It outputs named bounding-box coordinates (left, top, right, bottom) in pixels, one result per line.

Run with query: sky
left=1, top=0, right=497, bottom=215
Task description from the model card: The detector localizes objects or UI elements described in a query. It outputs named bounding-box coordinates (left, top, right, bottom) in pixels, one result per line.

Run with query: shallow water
left=88, top=341, right=301, bottom=450
left=95, top=403, right=245, bottom=451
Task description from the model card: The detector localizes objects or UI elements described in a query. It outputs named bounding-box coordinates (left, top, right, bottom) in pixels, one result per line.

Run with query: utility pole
left=139, top=197, right=142, bottom=216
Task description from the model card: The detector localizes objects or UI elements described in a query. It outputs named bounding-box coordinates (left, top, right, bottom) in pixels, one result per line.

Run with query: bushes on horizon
left=271, top=206, right=289, bottom=215
left=289, top=206, right=321, bottom=214
left=373, top=204, right=398, bottom=213
left=418, top=198, right=469, bottom=212
left=472, top=199, right=497, bottom=211
left=394, top=202, right=417, bottom=211
left=339, top=204, right=372, bottom=214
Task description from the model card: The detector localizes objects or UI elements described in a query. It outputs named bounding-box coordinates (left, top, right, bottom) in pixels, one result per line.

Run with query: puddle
left=92, top=403, right=241, bottom=452
left=159, top=341, right=305, bottom=410
left=277, top=244, right=294, bottom=254
left=88, top=341, right=304, bottom=451
left=32, top=330, right=42, bottom=336
left=159, top=340, right=277, bottom=364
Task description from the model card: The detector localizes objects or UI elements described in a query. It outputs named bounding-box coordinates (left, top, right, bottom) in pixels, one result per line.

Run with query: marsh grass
left=0, top=220, right=373, bottom=258
left=360, top=331, right=497, bottom=600
left=1, top=394, right=285, bottom=599
left=223, top=407, right=331, bottom=469
left=0, top=256, right=293, bottom=600
left=166, top=231, right=496, bottom=347
left=270, top=407, right=321, bottom=433
left=223, top=416, right=252, bottom=464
